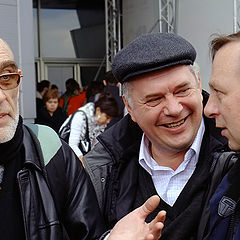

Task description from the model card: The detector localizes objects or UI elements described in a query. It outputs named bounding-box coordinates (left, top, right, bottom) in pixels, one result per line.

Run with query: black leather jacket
left=20, top=125, right=106, bottom=240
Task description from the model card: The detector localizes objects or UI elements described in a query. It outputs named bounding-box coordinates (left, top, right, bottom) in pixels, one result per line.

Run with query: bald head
left=0, top=38, right=14, bottom=61
left=0, top=39, right=17, bottom=72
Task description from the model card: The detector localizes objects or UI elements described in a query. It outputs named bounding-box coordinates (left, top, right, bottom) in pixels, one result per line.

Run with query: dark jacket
left=20, top=124, right=106, bottom=240
left=83, top=91, right=228, bottom=240
left=35, top=107, right=68, bottom=133
left=205, top=153, right=240, bottom=240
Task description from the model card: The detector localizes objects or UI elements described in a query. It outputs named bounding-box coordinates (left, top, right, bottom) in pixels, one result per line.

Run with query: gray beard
left=0, top=107, right=19, bottom=143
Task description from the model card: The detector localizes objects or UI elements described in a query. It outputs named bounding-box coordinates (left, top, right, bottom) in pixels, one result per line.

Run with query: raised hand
left=108, top=195, right=166, bottom=240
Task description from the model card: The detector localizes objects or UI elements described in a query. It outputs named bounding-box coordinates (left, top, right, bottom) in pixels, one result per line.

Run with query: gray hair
left=122, top=81, right=134, bottom=108
left=189, top=62, right=200, bottom=83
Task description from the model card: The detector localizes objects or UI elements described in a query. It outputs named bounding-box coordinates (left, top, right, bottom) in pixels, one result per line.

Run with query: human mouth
left=163, top=116, right=189, bottom=128
left=0, top=113, right=7, bottom=118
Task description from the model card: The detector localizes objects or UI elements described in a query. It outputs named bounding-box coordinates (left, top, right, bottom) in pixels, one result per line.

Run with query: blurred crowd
left=35, top=71, right=125, bottom=158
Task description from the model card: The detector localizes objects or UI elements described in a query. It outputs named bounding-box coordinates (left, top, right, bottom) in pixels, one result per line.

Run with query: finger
left=139, top=195, right=160, bottom=218
left=149, top=221, right=164, bottom=239
left=149, top=210, right=166, bottom=230
left=155, top=210, right=166, bottom=223
left=147, top=210, right=166, bottom=239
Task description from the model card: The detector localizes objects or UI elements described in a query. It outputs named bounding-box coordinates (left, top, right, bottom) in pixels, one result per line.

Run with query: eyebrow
left=144, top=82, right=191, bottom=99
left=175, top=82, right=191, bottom=89
left=0, top=60, right=18, bottom=72
left=144, top=93, right=163, bottom=100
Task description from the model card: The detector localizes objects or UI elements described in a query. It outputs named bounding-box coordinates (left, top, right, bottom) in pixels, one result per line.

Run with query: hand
left=108, top=195, right=166, bottom=240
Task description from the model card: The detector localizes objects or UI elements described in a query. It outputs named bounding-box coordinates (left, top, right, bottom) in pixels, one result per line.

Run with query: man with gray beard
left=0, top=38, right=165, bottom=240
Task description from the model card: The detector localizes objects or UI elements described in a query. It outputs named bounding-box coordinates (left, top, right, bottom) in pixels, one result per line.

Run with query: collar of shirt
left=139, top=117, right=205, bottom=175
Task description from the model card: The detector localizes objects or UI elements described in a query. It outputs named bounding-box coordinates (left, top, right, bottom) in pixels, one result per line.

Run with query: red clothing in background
left=59, top=91, right=87, bottom=115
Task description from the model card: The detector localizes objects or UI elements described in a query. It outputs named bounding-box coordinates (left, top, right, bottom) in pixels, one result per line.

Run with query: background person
left=83, top=32, right=228, bottom=240
left=59, top=78, right=86, bottom=115
left=103, top=70, right=125, bottom=128
left=51, top=83, right=59, bottom=91
left=67, top=92, right=119, bottom=161
left=35, top=79, right=51, bottom=121
left=86, top=80, right=104, bottom=103
left=35, top=89, right=67, bottom=133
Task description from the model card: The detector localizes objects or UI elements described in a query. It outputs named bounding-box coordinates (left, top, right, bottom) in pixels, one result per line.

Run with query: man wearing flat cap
left=83, top=33, right=228, bottom=239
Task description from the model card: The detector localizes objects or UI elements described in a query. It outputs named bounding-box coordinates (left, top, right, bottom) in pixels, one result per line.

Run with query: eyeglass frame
left=0, top=70, right=23, bottom=90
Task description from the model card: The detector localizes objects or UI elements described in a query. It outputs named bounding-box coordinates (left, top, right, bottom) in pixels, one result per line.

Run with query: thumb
left=138, top=195, right=160, bottom=219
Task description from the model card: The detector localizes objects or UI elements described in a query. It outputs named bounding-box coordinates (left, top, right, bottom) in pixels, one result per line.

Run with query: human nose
left=204, top=93, right=218, bottom=118
left=163, top=95, right=183, bottom=116
left=0, top=88, right=7, bottom=103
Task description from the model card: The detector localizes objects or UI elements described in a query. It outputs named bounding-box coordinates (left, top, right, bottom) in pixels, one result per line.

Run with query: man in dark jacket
left=83, top=33, right=228, bottom=240
left=204, top=31, right=240, bottom=239
left=0, top=38, right=166, bottom=240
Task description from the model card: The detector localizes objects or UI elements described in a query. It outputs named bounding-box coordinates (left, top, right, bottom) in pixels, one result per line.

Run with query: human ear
left=122, top=96, right=137, bottom=122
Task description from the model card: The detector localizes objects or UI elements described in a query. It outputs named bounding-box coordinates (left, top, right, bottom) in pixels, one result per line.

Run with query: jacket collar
left=22, top=125, right=43, bottom=172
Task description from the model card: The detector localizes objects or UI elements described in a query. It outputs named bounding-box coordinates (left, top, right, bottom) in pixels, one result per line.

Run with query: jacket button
left=101, top=177, right=105, bottom=182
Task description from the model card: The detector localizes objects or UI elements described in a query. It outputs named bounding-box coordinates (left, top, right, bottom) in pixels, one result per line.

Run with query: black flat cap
left=112, top=32, right=196, bottom=83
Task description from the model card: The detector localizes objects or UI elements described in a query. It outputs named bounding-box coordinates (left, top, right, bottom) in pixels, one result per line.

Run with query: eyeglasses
left=0, top=72, right=22, bottom=90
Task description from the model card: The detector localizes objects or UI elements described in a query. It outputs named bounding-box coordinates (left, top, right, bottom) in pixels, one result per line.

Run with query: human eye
left=0, top=74, right=10, bottom=81
left=145, top=97, right=162, bottom=107
left=214, top=88, right=221, bottom=94
left=0, top=74, right=12, bottom=87
left=175, top=88, right=190, bottom=97
left=210, top=84, right=222, bottom=95
left=0, top=73, right=20, bottom=90
left=213, top=88, right=224, bottom=99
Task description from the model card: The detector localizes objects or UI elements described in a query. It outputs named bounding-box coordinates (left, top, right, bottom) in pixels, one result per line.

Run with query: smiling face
left=205, top=41, right=240, bottom=151
left=124, top=65, right=203, bottom=156
left=0, top=39, right=20, bottom=143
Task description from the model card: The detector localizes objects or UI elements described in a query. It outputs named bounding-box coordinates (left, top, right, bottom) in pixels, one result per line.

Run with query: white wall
left=0, top=0, right=35, bottom=122
left=17, top=0, right=36, bottom=122
left=122, top=0, right=160, bottom=45
left=122, top=0, right=235, bottom=92
left=176, top=0, right=234, bottom=91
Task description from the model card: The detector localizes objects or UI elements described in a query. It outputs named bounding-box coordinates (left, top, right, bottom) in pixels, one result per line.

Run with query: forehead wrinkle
left=0, top=60, right=18, bottom=72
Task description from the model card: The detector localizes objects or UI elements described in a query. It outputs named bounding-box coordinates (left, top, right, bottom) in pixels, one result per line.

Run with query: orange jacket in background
left=59, top=91, right=87, bottom=116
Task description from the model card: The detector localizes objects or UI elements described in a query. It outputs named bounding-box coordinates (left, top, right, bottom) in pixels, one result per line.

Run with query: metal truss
left=158, top=0, right=176, bottom=33
left=105, top=0, right=121, bottom=71
left=234, top=0, right=240, bottom=32
left=105, top=0, right=176, bottom=70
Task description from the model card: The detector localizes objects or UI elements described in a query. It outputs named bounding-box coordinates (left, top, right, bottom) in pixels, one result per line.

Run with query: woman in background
left=66, top=92, right=119, bottom=160
left=36, top=89, right=68, bottom=133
